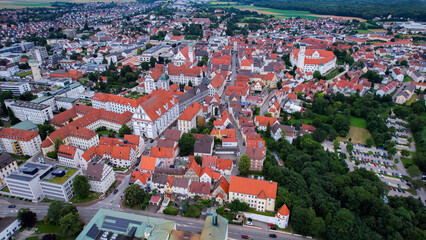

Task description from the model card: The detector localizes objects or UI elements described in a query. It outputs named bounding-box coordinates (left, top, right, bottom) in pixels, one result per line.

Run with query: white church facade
left=290, top=43, right=336, bottom=76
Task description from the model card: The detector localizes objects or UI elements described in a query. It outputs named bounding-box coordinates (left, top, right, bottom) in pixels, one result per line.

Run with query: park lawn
left=17, top=71, right=32, bottom=77
left=338, top=127, right=371, bottom=144
left=356, top=29, right=373, bottom=33
left=246, top=208, right=275, bottom=217
left=35, top=222, right=62, bottom=234
left=25, top=237, right=38, bottom=240
left=70, top=192, right=101, bottom=203
left=405, top=94, right=418, bottom=106
left=350, top=117, right=367, bottom=128
left=289, top=118, right=312, bottom=125
left=401, top=157, right=413, bottom=168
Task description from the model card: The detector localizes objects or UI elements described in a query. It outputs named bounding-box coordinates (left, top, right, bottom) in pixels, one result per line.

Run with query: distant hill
left=226, top=0, right=426, bottom=21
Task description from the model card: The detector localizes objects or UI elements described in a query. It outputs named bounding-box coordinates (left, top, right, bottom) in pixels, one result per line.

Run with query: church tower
left=188, top=43, right=194, bottom=63
left=297, top=43, right=306, bottom=71
left=29, top=59, right=41, bottom=81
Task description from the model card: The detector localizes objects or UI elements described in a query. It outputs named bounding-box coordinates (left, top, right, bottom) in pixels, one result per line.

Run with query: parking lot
left=338, top=142, right=412, bottom=195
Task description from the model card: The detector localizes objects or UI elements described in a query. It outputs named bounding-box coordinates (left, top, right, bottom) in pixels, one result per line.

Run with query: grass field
left=338, top=126, right=371, bottom=144
left=70, top=191, right=101, bottom=203
left=0, top=0, right=136, bottom=9
left=350, top=117, right=367, bottom=128
left=356, top=29, right=373, bottom=34
left=405, top=94, right=418, bottom=106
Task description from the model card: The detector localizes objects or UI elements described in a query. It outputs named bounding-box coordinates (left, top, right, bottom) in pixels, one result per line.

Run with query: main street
left=0, top=196, right=306, bottom=240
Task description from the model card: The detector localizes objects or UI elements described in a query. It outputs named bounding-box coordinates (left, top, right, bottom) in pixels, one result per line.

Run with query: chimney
left=270, top=180, right=273, bottom=184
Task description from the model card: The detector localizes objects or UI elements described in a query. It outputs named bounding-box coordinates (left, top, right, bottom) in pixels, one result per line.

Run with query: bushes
left=163, top=207, right=178, bottom=215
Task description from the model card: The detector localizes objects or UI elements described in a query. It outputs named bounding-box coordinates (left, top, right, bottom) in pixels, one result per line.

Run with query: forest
left=226, top=0, right=426, bottom=21
left=257, top=92, right=426, bottom=239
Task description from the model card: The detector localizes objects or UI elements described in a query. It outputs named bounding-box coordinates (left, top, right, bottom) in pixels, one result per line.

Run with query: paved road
left=259, top=89, right=276, bottom=116
left=0, top=196, right=305, bottom=240
left=230, top=50, right=237, bottom=85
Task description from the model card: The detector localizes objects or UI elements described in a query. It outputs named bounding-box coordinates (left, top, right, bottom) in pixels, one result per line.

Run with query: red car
left=389, top=186, right=393, bottom=190
left=241, top=235, right=249, bottom=239
left=267, top=223, right=274, bottom=226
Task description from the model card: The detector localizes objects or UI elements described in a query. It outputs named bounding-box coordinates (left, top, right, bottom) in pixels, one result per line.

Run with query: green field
left=356, top=29, right=373, bottom=34
left=0, top=0, right=136, bottom=9
left=350, top=117, right=367, bottom=128
left=210, top=2, right=322, bottom=19
left=338, top=126, right=371, bottom=144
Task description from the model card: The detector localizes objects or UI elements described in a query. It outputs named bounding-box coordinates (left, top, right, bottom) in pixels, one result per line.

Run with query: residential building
left=176, top=84, right=209, bottom=114
left=0, top=82, right=31, bottom=96
left=189, top=181, right=211, bottom=199
left=57, top=145, right=84, bottom=167
left=76, top=209, right=176, bottom=240
left=229, top=176, right=277, bottom=212
left=0, top=154, right=18, bottom=187
left=4, top=100, right=53, bottom=124
left=194, top=134, right=214, bottom=156
left=254, top=116, right=278, bottom=131
left=290, top=44, right=336, bottom=76
left=81, top=144, right=137, bottom=169
left=0, top=217, right=21, bottom=240
left=0, top=128, right=42, bottom=156
left=270, top=123, right=295, bottom=143
left=39, top=165, right=81, bottom=202
left=178, top=101, right=203, bottom=133
left=92, top=89, right=179, bottom=139
left=167, top=63, right=204, bottom=86
left=85, top=162, right=116, bottom=193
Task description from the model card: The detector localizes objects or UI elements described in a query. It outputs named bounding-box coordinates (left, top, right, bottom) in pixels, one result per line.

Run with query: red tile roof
left=229, top=176, right=277, bottom=199
left=0, top=128, right=39, bottom=141
left=139, top=156, right=157, bottom=172
left=178, top=101, right=202, bottom=121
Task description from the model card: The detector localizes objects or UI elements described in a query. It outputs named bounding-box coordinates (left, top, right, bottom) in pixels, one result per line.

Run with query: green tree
left=178, top=133, right=196, bottom=156
left=7, top=107, right=20, bottom=125
left=137, top=48, right=142, bottom=55
left=124, top=184, right=145, bottom=207
left=54, top=137, right=63, bottom=152
left=229, top=199, right=249, bottom=212
left=400, top=149, right=410, bottom=157
left=346, top=142, right=353, bottom=153
left=118, top=124, right=131, bottom=138
left=73, top=175, right=90, bottom=199
left=20, top=91, right=36, bottom=101
left=141, top=62, right=150, bottom=70
left=407, top=165, right=421, bottom=177
left=47, top=201, right=77, bottom=223
left=194, top=156, right=202, bottom=165
left=238, top=154, right=251, bottom=175
left=18, top=208, right=37, bottom=228
left=366, top=138, right=374, bottom=148
left=59, top=212, right=84, bottom=236
left=313, top=71, right=322, bottom=80
left=333, top=139, right=340, bottom=150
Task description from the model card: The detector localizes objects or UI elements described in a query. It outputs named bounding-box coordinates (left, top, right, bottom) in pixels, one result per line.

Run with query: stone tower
left=29, top=60, right=41, bottom=81
left=297, top=43, right=306, bottom=71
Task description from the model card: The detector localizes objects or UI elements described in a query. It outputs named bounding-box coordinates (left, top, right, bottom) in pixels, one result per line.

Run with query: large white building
left=228, top=176, right=277, bottom=212
left=92, top=89, right=179, bottom=139
left=0, top=128, right=42, bottom=156
left=85, top=162, right=116, bottom=193
left=0, top=82, right=31, bottom=96
left=290, top=44, right=336, bottom=76
left=0, top=217, right=21, bottom=240
left=5, top=100, right=53, bottom=125
left=5, top=162, right=81, bottom=202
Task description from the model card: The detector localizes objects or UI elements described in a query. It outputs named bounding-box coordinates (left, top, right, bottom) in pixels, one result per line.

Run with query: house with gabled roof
left=229, top=176, right=277, bottom=212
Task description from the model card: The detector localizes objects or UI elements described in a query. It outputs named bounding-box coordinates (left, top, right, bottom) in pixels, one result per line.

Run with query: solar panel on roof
left=127, top=226, right=137, bottom=237
left=86, top=224, right=100, bottom=239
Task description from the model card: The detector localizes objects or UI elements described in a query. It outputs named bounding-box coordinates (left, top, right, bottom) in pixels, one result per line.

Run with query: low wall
left=244, top=212, right=275, bottom=224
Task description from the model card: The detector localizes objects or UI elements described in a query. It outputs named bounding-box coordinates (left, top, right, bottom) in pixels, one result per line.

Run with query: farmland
left=0, top=0, right=136, bottom=9
left=209, top=1, right=367, bottom=21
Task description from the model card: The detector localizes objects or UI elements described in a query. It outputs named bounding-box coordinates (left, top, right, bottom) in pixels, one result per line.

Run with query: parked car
left=270, top=226, right=277, bottom=230
left=8, top=205, right=16, bottom=208
left=241, top=235, right=249, bottom=239
left=113, top=189, right=118, bottom=194
left=269, top=234, right=277, bottom=238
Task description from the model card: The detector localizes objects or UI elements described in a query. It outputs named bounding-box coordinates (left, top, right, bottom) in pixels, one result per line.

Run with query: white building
left=0, top=128, right=42, bottom=156
left=0, top=217, right=21, bottom=240
left=55, top=97, right=78, bottom=110
left=0, top=64, right=19, bottom=78
left=39, top=165, right=81, bottom=202
left=57, top=145, right=84, bottom=167
left=275, top=204, right=290, bottom=229
left=290, top=44, right=336, bottom=76
left=0, top=82, right=31, bottom=96
left=0, top=155, right=18, bottom=187
left=92, top=89, right=179, bottom=139
left=85, top=162, right=116, bottom=193
left=5, top=100, right=53, bottom=125
left=178, top=101, right=202, bottom=133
